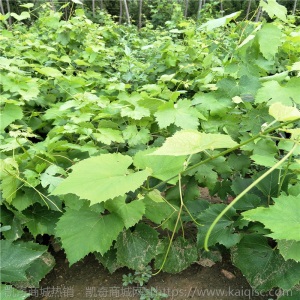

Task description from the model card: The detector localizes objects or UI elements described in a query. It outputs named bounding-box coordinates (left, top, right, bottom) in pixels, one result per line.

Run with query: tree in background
left=0, top=0, right=299, bottom=27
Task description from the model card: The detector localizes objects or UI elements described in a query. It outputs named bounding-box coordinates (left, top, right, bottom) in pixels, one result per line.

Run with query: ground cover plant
left=0, top=1, right=300, bottom=299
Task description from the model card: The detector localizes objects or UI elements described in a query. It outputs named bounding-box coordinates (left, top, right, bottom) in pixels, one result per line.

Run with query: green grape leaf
left=260, top=0, right=287, bottom=22
left=133, top=148, right=185, bottom=184
left=0, top=240, right=46, bottom=282
left=197, top=204, right=241, bottom=248
left=10, top=12, right=30, bottom=21
left=121, top=105, right=150, bottom=120
left=35, top=67, right=63, bottom=78
left=52, top=154, right=151, bottom=205
left=20, top=3, right=34, bottom=8
left=256, top=78, right=300, bottom=105
left=0, top=158, right=20, bottom=203
left=94, top=128, right=124, bottom=145
left=242, top=195, right=300, bottom=241
left=194, top=164, right=218, bottom=191
left=23, top=170, right=40, bottom=187
left=151, top=130, right=237, bottom=156
left=94, top=248, right=121, bottom=274
left=116, top=224, right=159, bottom=270
left=200, top=12, right=241, bottom=31
left=22, top=204, right=62, bottom=237
left=257, top=24, right=282, bottom=60
left=55, top=208, right=124, bottom=265
left=40, top=165, right=65, bottom=193
left=155, top=237, right=197, bottom=273
left=0, top=206, right=23, bottom=241
left=253, top=169, right=290, bottom=198
left=250, top=154, right=280, bottom=168
left=277, top=240, right=300, bottom=262
left=104, top=196, right=145, bottom=229
left=232, top=235, right=300, bottom=291
left=192, top=93, right=231, bottom=116
left=11, top=242, right=55, bottom=287
left=0, top=284, right=30, bottom=300
left=269, top=102, right=300, bottom=122
left=0, top=104, right=23, bottom=132
left=143, top=193, right=175, bottom=224
left=154, top=100, right=200, bottom=130
left=123, top=125, right=152, bottom=146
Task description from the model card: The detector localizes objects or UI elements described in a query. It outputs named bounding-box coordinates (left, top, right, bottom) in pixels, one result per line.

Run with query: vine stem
left=203, top=143, right=298, bottom=251
left=149, top=118, right=300, bottom=192
left=152, top=173, right=184, bottom=276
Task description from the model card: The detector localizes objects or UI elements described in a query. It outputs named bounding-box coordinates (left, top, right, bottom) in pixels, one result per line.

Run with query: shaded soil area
left=28, top=251, right=274, bottom=300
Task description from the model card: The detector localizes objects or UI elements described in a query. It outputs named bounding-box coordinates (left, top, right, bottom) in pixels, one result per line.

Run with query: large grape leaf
left=0, top=240, right=46, bottom=282
left=133, top=148, right=186, bottom=184
left=197, top=204, right=241, bottom=248
left=255, top=78, right=300, bottom=105
left=242, top=195, right=300, bottom=241
left=104, top=196, right=145, bottom=229
left=55, top=208, right=124, bottom=265
left=257, top=24, right=282, bottom=60
left=155, top=237, right=197, bottom=273
left=10, top=242, right=55, bottom=288
left=151, top=130, right=237, bottom=156
left=277, top=240, right=300, bottom=262
left=116, top=224, right=159, bottom=270
left=52, top=154, right=151, bottom=205
left=232, top=235, right=300, bottom=291
left=0, top=284, right=30, bottom=300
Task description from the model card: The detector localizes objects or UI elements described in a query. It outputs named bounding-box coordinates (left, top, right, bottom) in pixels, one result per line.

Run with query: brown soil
left=28, top=251, right=274, bottom=300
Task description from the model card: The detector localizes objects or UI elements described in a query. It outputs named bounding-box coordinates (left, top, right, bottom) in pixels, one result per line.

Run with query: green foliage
left=232, top=235, right=300, bottom=291
left=0, top=240, right=55, bottom=286
left=55, top=208, right=124, bottom=265
left=151, top=130, right=238, bottom=156
left=116, top=224, right=159, bottom=270
left=1, top=2, right=300, bottom=297
left=52, top=154, right=151, bottom=204
left=122, top=265, right=152, bottom=287
left=0, top=284, right=30, bottom=300
left=242, top=195, right=300, bottom=241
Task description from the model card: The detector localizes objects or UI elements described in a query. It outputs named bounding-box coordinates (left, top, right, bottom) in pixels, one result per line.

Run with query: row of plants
left=0, top=1, right=300, bottom=299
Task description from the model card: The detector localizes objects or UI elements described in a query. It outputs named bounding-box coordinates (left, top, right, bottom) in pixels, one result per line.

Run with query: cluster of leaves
left=1, top=1, right=300, bottom=299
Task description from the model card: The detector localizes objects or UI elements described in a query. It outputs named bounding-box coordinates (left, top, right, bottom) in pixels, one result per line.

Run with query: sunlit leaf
left=52, top=154, right=151, bottom=205
left=151, top=130, right=238, bottom=156
left=55, top=208, right=124, bottom=264
left=242, top=195, right=300, bottom=241
left=269, top=102, right=300, bottom=122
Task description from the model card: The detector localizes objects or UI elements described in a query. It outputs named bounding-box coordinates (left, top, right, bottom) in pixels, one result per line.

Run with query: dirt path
left=28, top=251, right=274, bottom=300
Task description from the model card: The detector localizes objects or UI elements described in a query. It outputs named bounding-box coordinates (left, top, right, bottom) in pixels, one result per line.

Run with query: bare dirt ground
left=28, top=251, right=274, bottom=300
